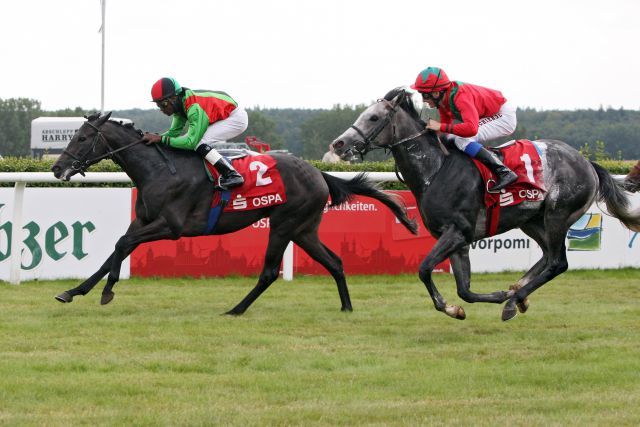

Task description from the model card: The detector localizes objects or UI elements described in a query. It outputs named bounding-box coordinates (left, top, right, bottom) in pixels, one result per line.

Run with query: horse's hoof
left=502, top=300, right=518, bottom=321
left=341, top=306, right=353, bottom=312
left=445, top=304, right=466, bottom=320
left=100, top=291, right=114, bottom=305
left=55, top=292, right=73, bottom=303
left=224, top=309, right=243, bottom=316
left=509, top=284, right=530, bottom=313
left=517, top=298, right=530, bottom=313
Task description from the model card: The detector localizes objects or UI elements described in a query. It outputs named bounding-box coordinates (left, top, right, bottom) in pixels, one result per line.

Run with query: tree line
left=1, top=97, right=639, bottom=160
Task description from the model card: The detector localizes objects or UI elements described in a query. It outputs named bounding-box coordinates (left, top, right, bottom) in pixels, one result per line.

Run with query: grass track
left=1, top=270, right=639, bottom=426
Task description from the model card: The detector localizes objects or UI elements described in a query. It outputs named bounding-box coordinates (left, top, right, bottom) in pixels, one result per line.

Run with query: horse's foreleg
left=55, top=253, right=115, bottom=303
left=226, top=228, right=291, bottom=315
left=449, top=246, right=510, bottom=304
left=100, top=217, right=177, bottom=305
left=418, top=225, right=468, bottom=320
left=294, top=232, right=351, bottom=312
left=56, top=218, right=176, bottom=305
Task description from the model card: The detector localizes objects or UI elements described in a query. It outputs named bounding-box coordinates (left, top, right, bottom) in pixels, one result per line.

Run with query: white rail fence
left=0, top=172, right=399, bottom=285
left=2, top=172, right=632, bottom=285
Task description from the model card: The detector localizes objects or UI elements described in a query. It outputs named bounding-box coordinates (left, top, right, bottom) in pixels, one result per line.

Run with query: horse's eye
left=370, top=115, right=379, bottom=122
left=78, top=136, right=86, bottom=142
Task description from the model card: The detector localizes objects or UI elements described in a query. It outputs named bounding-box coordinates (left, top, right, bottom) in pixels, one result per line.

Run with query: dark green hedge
left=0, top=157, right=634, bottom=189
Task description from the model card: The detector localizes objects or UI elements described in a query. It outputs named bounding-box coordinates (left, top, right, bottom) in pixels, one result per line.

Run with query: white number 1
left=520, top=154, right=535, bottom=183
left=249, top=161, right=273, bottom=186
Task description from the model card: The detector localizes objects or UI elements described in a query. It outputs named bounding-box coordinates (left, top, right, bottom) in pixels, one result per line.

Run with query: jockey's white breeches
left=197, top=106, right=249, bottom=148
left=451, top=100, right=517, bottom=152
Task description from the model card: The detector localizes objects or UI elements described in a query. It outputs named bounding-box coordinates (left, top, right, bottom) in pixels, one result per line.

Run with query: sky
left=1, top=0, right=639, bottom=112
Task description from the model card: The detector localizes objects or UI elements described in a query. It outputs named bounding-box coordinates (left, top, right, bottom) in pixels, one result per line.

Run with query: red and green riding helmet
left=151, top=77, right=182, bottom=102
left=411, top=67, right=452, bottom=93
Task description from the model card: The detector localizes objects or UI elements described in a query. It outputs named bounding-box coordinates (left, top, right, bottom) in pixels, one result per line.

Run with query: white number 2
left=249, top=161, right=273, bottom=186
left=519, top=154, right=535, bottom=183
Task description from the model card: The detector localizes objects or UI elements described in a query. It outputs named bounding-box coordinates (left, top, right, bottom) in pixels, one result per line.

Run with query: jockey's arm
left=161, top=115, right=186, bottom=138
left=444, top=97, right=479, bottom=137
left=161, top=105, right=209, bottom=149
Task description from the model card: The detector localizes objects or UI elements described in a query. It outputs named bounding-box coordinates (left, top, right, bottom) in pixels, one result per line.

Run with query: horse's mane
left=383, top=87, right=426, bottom=127
left=383, top=87, right=457, bottom=153
left=85, top=112, right=144, bottom=138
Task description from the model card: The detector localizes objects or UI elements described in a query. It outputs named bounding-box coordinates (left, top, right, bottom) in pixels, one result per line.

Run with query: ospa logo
left=518, top=189, right=544, bottom=200
left=231, top=194, right=284, bottom=210
left=499, top=188, right=545, bottom=206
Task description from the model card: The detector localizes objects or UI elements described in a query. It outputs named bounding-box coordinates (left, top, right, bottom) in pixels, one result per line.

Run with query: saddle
left=471, top=139, right=547, bottom=236
left=203, top=153, right=287, bottom=234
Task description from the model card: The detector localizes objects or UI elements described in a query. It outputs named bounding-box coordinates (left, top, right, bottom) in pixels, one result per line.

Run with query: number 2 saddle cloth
left=471, top=139, right=547, bottom=236
left=204, top=153, right=287, bottom=234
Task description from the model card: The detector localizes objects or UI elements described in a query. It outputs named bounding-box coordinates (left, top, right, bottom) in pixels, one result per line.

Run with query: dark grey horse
left=332, top=88, right=640, bottom=321
left=51, top=112, right=417, bottom=314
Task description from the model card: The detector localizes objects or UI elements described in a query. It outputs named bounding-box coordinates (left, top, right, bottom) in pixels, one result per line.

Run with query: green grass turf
left=1, top=270, right=639, bottom=426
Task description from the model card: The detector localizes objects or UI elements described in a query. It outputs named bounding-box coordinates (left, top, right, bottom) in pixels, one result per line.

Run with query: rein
left=62, top=122, right=143, bottom=175
left=63, top=121, right=176, bottom=175
left=349, top=98, right=450, bottom=158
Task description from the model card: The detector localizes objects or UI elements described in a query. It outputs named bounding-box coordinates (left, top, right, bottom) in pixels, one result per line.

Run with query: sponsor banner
left=131, top=189, right=640, bottom=277
left=470, top=194, right=640, bottom=272
left=130, top=191, right=449, bottom=277
left=30, top=117, right=131, bottom=150
left=1, top=187, right=639, bottom=280
left=0, top=188, right=131, bottom=280
left=132, top=220, right=273, bottom=277
left=294, top=192, right=449, bottom=275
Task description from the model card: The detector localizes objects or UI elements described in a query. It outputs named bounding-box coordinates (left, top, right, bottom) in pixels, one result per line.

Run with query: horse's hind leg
left=507, top=220, right=553, bottom=314
left=293, top=232, right=352, bottom=312
left=225, top=228, right=292, bottom=315
left=502, top=224, right=569, bottom=321
left=449, top=245, right=510, bottom=304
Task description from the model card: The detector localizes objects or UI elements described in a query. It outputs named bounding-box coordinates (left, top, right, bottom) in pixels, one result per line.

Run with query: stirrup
left=218, top=175, right=244, bottom=190
left=486, top=173, right=517, bottom=194
left=486, top=179, right=503, bottom=194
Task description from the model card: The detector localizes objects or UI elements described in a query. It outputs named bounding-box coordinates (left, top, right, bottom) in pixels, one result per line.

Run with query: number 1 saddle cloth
left=471, top=139, right=547, bottom=236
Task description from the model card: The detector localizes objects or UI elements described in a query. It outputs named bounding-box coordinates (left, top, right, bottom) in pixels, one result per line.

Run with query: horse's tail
left=591, top=162, right=640, bottom=232
left=321, top=172, right=418, bottom=235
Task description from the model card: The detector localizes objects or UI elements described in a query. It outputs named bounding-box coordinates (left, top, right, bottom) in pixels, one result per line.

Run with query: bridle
left=62, top=121, right=143, bottom=175
left=347, top=97, right=448, bottom=160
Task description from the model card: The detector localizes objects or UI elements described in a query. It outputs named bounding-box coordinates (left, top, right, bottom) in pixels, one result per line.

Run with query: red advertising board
left=130, top=190, right=449, bottom=277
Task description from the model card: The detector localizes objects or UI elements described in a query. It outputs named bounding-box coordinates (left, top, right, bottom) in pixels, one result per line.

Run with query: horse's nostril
left=334, top=140, right=344, bottom=149
left=51, top=165, right=59, bottom=173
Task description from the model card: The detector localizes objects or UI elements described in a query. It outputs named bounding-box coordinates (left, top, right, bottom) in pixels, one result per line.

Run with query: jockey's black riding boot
left=196, top=145, right=244, bottom=190
left=213, top=157, right=244, bottom=189
left=475, top=146, right=517, bottom=192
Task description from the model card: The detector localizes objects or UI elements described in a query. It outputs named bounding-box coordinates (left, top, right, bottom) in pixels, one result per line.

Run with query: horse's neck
left=105, top=126, right=158, bottom=188
left=391, top=134, right=445, bottom=194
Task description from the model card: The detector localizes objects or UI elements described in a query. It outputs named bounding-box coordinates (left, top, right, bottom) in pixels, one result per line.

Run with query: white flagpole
left=100, top=0, right=106, bottom=113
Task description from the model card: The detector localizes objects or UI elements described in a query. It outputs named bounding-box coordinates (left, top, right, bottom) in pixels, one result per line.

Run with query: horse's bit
left=62, top=121, right=142, bottom=175
left=349, top=98, right=449, bottom=160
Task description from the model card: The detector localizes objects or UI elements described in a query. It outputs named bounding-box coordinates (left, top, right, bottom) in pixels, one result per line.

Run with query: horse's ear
left=391, top=89, right=407, bottom=107
left=85, top=111, right=101, bottom=121
left=93, top=111, right=112, bottom=127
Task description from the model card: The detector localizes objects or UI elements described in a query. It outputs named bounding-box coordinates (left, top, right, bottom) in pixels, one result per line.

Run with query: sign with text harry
left=0, top=188, right=131, bottom=281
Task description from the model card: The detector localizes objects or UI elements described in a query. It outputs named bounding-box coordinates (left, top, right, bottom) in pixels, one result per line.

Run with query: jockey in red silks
left=411, top=67, right=517, bottom=192
left=141, top=77, right=247, bottom=189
